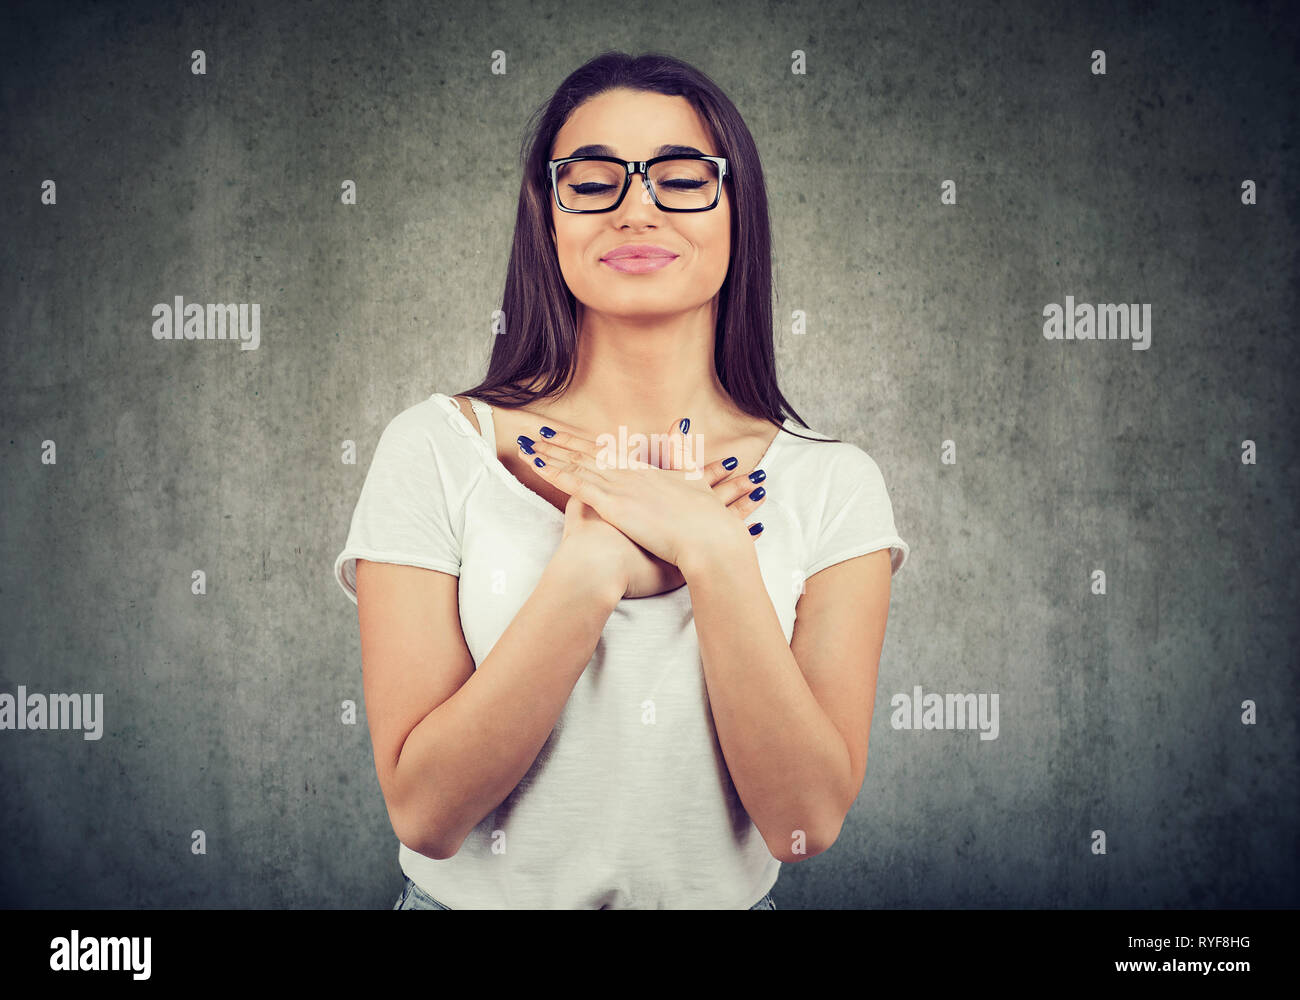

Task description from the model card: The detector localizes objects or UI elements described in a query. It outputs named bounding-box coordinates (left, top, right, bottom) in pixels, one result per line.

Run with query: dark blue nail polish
left=517, top=435, right=535, bottom=455
left=722, top=456, right=738, bottom=470
left=539, top=426, right=556, bottom=438
left=679, top=418, right=690, bottom=434
left=748, top=522, right=764, bottom=536
left=534, top=457, right=545, bottom=467
left=749, top=486, right=765, bottom=501
left=748, top=468, right=765, bottom=483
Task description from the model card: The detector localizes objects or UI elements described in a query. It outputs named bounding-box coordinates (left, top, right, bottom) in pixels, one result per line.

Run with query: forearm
left=394, top=542, right=621, bottom=858
left=682, top=536, right=852, bottom=862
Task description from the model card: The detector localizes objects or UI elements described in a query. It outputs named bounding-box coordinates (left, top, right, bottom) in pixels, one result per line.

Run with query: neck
left=542, top=302, right=744, bottom=441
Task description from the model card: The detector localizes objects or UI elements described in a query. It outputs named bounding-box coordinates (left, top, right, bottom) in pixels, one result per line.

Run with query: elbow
left=392, top=807, right=463, bottom=861
left=764, top=767, right=856, bottom=863
left=401, top=828, right=462, bottom=861
left=765, top=815, right=843, bottom=865
left=404, top=833, right=456, bottom=862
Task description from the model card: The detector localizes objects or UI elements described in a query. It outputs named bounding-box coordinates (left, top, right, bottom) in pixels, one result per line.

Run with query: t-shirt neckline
left=444, top=393, right=790, bottom=524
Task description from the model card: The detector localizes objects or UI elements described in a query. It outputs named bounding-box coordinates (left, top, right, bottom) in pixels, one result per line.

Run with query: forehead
left=551, top=88, right=715, bottom=160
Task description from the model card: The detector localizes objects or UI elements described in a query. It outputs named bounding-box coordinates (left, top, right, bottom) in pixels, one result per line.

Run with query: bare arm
left=679, top=537, right=892, bottom=863
left=357, top=539, right=622, bottom=859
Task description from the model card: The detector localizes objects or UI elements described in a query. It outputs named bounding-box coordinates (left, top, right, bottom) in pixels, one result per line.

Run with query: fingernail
left=539, top=426, right=556, bottom=438
left=749, top=486, right=765, bottom=501
left=679, top=418, right=690, bottom=434
left=722, top=456, right=738, bottom=470
left=749, top=522, right=764, bottom=536
left=517, top=435, right=535, bottom=455
left=748, top=468, right=765, bottom=483
left=534, top=457, right=545, bottom=467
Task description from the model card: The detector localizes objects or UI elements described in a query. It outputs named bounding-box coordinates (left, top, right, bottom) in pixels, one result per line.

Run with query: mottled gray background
left=1, top=0, right=1296, bottom=908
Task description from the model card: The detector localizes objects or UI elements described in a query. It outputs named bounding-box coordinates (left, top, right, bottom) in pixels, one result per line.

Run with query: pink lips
left=601, top=244, right=679, bottom=274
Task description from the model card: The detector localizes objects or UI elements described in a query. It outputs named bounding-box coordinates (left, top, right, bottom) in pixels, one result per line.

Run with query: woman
left=334, top=51, right=909, bottom=910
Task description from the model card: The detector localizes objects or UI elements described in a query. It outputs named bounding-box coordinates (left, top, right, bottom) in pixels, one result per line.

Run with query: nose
left=612, top=165, right=660, bottom=223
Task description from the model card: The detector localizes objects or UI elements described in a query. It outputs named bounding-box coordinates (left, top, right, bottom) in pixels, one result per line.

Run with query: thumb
left=659, top=416, right=690, bottom=470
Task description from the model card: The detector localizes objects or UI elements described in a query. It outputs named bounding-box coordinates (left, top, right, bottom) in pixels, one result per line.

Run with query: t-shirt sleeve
left=333, top=406, right=463, bottom=605
left=805, top=446, right=909, bottom=579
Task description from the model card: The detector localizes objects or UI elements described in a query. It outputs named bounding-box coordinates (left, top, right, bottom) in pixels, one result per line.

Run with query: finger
left=518, top=435, right=615, bottom=481
left=522, top=447, right=620, bottom=509
left=700, top=454, right=742, bottom=488
left=723, top=479, right=767, bottom=518
left=656, top=417, right=692, bottom=471
left=668, top=419, right=738, bottom=491
left=717, top=465, right=767, bottom=503
left=644, top=417, right=698, bottom=471
left=669, top=416, right=768, bottom=489
left=532, top=425, right=602, bottom=462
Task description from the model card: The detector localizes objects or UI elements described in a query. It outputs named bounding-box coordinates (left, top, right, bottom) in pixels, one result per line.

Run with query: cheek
left=553, top=228, right=595, bottom=288
left=704, top=199, right=731, bottom=250
left=696, top=218, right=731, bottom=271
left=561, top=234, right=586, bottom=272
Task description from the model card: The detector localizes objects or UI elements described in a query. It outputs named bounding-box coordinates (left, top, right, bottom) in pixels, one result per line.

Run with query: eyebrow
left=559, top=143, right=710, bottom=159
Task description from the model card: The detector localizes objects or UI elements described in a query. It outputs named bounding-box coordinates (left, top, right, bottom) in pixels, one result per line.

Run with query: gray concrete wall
left=1, top=0, right=1295, bottom=907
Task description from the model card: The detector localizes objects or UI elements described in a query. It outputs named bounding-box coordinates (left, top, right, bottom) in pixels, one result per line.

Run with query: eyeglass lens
left=555, top=159, right=720, bottom=211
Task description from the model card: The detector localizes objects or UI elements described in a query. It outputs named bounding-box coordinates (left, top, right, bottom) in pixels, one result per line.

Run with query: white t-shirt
left=334, top=391, right=909, bottom=909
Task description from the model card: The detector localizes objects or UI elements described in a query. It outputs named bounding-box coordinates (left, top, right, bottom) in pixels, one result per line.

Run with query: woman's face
left=548, top=88, right=732, bottom=322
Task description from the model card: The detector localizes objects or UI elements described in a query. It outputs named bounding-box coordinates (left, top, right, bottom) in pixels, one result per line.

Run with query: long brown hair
left=456, top=50, right=838, bottom=445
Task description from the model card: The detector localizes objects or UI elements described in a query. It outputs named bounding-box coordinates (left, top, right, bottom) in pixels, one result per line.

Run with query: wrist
left=678, top=522, right=754, bottom=582
left=551, top=538, right=627, bottom=606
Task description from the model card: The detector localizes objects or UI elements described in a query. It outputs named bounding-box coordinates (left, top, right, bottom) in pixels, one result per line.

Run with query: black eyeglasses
left=547, top=154, right=729, bottom=213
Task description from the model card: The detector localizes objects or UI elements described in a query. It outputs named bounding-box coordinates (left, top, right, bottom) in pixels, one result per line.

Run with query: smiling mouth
left=600, top=254, right=678, bottom=273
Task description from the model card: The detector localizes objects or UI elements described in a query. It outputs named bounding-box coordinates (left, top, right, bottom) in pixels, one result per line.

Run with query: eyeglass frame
left=546, top=154, right=730, bottom=213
